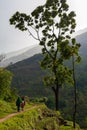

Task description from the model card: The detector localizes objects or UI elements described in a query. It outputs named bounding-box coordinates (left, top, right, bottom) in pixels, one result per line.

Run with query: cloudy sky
left=0, top=0, right=87, bottom=53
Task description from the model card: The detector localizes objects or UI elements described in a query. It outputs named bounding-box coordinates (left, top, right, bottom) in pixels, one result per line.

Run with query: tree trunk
left=55, top=84, right=59, bottom=111
left=73, top=71, right=77, bottom=128
left=72, top=55, right=77, bottom=128
left=53, top=66, right=60, bottom=111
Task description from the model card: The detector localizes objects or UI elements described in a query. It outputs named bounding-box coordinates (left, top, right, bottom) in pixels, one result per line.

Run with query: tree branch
left=44, top=44, right=54, bottom=59
left=27, top=28, right=39, bottom=41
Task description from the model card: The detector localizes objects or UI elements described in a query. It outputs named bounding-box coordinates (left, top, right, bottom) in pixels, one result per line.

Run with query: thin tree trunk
left=55, top=84, right=59, bottom=111
left=53, top=65, right=60, bottom=111
left=72, top=54, right=77, bottom=128
left=52, top=84, right=59, bottom=111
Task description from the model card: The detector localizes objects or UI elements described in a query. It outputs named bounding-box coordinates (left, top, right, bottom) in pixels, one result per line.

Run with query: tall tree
left=71, top=38, right=81, bottom=128
left=9, top=0, right=80, bottom=114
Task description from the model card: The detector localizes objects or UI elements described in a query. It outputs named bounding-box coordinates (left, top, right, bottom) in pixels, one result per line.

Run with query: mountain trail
left=0, top=105, right=37, bottom=123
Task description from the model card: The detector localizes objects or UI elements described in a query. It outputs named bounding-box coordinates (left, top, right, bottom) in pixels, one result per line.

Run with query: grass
left=0, top=100, right=16, bottom=118
left=0, top=99, right=33, bottom=118
left=0, top=104, right=44, bottom=130
left=0, top=100, right=81, bottom=130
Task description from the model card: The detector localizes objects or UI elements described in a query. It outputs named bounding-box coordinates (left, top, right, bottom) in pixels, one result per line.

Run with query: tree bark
left=55, top=84, right=59, bottom=111
left=72, top=55, right=77, bottom=128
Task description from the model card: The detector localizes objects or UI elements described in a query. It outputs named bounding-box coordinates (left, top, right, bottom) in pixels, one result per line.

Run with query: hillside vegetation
left=0, top=100, right=81, bottom=130
left=6, top=31, right=87, bottom=129
left=6, top=53, right=87, bottom=128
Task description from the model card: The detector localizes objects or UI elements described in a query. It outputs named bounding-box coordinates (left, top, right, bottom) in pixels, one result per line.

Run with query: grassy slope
left=0, top=100, right=16, bottom=118
left=0, top=100, right=81, bottom=130
left=0, top=100, right=32, bottom=118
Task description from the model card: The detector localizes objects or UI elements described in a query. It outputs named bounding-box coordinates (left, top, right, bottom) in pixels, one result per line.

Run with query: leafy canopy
left=9, top=0, right=81, bottom=87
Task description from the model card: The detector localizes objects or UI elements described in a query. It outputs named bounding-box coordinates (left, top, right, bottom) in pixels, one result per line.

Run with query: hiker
left=21, top=97, right=25, bottom=111
left=16, top=96, right=22, bottom=112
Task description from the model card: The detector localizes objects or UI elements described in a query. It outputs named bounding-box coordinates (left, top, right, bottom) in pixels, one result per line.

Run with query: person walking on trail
left=16, top=96, right=22, bottom=112
left=21, top=97, right=25, bottom=111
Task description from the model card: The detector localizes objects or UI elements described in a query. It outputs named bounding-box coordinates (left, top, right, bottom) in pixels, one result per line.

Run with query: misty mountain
left=1, top=28, right=87, bottom=67
left=0, top=45, right=42, bottom=67
left=76, top=31, right=87, bottom=56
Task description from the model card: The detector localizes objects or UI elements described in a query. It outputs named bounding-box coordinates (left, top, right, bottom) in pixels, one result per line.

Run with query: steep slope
left=0, top=104, right=81, bottom=130
left=7, top=54, right=52, bottom=97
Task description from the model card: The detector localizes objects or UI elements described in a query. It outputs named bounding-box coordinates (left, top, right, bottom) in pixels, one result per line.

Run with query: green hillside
left=6, top=32, right=87, bottom=129
left=6, top=53, right=87, bottom=129
left=7, top=54, right=52, bottom=97
left=0, top=100, right=81, bottom=130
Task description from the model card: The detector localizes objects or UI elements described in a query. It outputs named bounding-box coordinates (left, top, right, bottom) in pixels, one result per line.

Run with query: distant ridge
left=72, top=28, right=87, bottom=37
left=1, top=27, right=87, bottom=67
left=0, top=45, right=42, bottom=67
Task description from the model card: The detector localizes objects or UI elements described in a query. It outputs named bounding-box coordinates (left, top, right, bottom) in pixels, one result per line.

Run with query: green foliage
left=30, top=97, right=48, bottom=104
left=45, top=96, right=55, bottom=109
left=9, top=0, right=80, bottom=89
left=0, top=68, right=12, bottom=100
left=0, top=68, right=17, bottom=102
left=8, top=88, right=18, bottom=102
left=0, top=100, right=16, bottom=118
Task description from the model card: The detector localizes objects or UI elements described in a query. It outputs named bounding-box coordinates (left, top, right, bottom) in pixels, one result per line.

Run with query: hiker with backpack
left=16, top=96, right=22, bottom=112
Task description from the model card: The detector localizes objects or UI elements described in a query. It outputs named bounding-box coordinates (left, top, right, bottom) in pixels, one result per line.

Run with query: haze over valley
left=0, top=28, right=87, bottom=67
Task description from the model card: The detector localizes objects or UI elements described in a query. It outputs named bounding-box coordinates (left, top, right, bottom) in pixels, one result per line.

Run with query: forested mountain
left=7, top=54, right=51, bottom=97
left=6, top=31, right=87, bottom=128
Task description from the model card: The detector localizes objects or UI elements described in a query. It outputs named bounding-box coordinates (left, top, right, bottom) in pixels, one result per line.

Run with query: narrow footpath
left=0, top=105, right=37, bottom=123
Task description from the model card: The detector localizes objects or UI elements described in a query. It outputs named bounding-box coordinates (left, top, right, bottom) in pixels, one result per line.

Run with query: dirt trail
left=0, top=105, right=37, bottom=123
